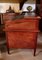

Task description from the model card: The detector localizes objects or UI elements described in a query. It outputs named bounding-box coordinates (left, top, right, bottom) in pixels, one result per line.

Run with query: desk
left=4, top=16, right=40, bottom=56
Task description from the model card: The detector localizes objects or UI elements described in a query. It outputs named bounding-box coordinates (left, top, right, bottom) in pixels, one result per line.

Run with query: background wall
left=0, top=0, right=36, bottom=13
left=20, top=0, right=36, bottom=10
left=0, top=3, right=19, bottom=13
left=21, top=0, right=36, bottom=12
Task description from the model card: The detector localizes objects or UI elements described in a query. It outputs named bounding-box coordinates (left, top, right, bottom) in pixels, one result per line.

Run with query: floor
left=0, top=32, right=42, bottom=60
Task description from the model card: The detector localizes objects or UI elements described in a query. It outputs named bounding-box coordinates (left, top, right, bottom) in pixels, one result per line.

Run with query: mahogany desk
left=4, top=16, right=40, bottom=56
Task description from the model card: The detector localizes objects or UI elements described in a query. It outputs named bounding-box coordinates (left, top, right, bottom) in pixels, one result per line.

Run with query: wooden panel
left=4, top=17, right=39, bottom=49
left=4, top=17, right=39, bottom=31
left=0, top=0, right=29, bottom=3
left=0, top=0, right=19, bottom=3
left=7, top=32, right=37, bottom=48
left=0, top=0, right=36, bottom=3
left=5, top=20, right=39, bottom=31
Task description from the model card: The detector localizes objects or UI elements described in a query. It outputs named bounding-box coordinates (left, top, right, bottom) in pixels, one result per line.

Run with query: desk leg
left=34, top=33, right=38, bottom=56
left=34, top=48, right=36, bottom=56
left=6, top=32, right=10, bottom=54
left=7, top=44, right=10, bottom=54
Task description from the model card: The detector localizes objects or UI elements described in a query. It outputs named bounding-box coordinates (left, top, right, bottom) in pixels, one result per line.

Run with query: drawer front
left=5, top=20, right=39, bottom=30
left=7, top=32, right=37, bottom=48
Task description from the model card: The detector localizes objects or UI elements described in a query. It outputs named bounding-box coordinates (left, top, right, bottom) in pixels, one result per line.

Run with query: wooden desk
left=4, top=16, right=40, bottom=56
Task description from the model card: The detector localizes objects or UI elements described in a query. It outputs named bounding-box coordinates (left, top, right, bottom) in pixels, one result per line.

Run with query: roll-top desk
left=4, top=15, right=40, bottom=56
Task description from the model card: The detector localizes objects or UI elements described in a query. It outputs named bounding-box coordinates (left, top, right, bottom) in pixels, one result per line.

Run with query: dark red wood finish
left=4, top=16, right=40, bottom=56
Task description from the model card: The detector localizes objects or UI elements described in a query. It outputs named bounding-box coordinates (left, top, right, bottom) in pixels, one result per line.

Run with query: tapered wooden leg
left=7, top=45, right=10, bottom=54
left=34, top=33, right=38, bottom=56
left=6, top=40, right=10, bottom=54
left=34, top=48, right=36, bottom=56
left=7, top=48, right=10, bottom=54
left=6, top=32, right=10, bottom=54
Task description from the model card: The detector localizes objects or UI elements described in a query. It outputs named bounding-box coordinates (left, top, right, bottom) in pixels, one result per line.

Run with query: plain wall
left=0, top=3, right=20, bottom=13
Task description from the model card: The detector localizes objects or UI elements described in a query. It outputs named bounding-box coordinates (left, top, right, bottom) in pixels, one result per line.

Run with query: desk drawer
left=5, top=20, right=39, bottom=30
left=7, top=32, right=37, bottom=48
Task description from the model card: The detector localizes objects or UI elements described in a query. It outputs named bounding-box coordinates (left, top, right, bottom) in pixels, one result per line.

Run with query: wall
left=0, top=3, right=20, bottom=13
left=22, top=0, right=36, bottom=12
left=0, top=0, right=36, bottom=13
